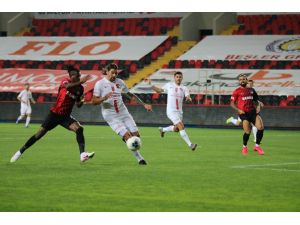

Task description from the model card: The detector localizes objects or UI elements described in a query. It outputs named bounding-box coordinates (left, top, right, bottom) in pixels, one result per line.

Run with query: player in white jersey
left=148, top=71, right=197, bottom=151
left=91, top=63, right=152, bottom=165
left=16, top=83, right=36, bottom=128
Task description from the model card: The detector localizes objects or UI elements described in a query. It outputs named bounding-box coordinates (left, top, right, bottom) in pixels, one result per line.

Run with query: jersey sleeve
left=231, top=89, right=238, bottom=102
left=119, top=79, right=129, bottom=94
left=93, top=81, right=101, bottom=97
left=60, top=78, right=69, bottom=90
left=17, top=90, right=24, bottom=99
left=28, top=91, right=33, bottom=100
left=184, top=86, right=190, bottom=97
left=162, top=83, right=169, bottom=93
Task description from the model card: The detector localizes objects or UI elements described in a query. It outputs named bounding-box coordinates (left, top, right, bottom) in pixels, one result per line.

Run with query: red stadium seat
left=129, top=63, right=137, bottom=73
left=36, top=95, right=45, bottom=103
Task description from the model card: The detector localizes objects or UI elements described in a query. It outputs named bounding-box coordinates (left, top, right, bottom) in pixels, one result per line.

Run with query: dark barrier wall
left=1, top=102, right=300, bottom=128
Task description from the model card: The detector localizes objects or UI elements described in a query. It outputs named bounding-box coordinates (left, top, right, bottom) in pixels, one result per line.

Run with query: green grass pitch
left=0, top=123, right=299, bottom=212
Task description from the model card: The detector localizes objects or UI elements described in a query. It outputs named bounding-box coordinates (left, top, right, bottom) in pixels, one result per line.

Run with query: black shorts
left=239, top=110, right=257, bottom=124
left=41, top=111, right=79, bottom=131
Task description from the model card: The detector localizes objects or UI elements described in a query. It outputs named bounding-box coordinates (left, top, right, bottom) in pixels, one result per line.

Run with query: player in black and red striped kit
left=230, top=74, right=265, bottom=155
left=10, top=66, right=95, bottom=163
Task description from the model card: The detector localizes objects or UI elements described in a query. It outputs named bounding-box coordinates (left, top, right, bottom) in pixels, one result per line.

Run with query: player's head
left=105, top=63, right=118, bottom=82
left=24, top=82, right=30, bottom=90
left=247, top=79, right=254, bottom=88
left=238, top=74, right=248, bottom=87
left=67, top=66, right=81, bottom=82
left=174, top=71, right=183, bottom=85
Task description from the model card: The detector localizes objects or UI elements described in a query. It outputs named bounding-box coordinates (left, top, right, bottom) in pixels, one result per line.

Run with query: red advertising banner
left=0, top=68, right=103, bottom=94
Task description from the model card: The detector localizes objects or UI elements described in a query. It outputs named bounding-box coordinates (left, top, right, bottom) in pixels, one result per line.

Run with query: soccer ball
left=126, top=136, right=142, bottom=151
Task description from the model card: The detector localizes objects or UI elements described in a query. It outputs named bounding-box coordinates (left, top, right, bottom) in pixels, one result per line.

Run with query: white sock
left=231, top=118, right=239, bottom=125
left=10, top=150, right=22, bottom=162
left=15, top=150, right=22, bottom=156
left=16, top=115, right=24, bottom=123
left=179, top=129, right=192, bottom=147
left=252, top=126, right=258, bottom=140
left=25, top=116, right=31, bottom=127
left=162, top=125, right=175, bottom=132
left=131, top=150, right=144, bottom=162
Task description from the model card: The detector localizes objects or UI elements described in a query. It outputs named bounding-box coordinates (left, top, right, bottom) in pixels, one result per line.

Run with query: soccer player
left=226, top=116, right=258, bottom=142
left=16, top=83, right=36, bottom=128
left=147, top=71, right=197, bottom=151
left=230, top=74, right=265, bottom=155
left=226, top=79, right=264, bottom=142
left=10, top=66, right=95, bottom=163
left=91, top=63, right=152, bottom=165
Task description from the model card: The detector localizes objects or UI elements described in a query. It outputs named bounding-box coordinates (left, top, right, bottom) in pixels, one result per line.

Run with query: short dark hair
left=248, top=79, right=254, bottom=82
left=106, top=63, right=118, bottom=72
left=67, top=65, right=80, bottom=74
left=238, top=74, right=247, bottom=79
left=174, top=71, right=183, bottom=76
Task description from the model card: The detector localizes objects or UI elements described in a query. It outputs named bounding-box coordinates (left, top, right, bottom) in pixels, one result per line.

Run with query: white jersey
left=18, top=90, right=33, bottom=107
left=162, top=82, right=190, bottom=114
left=93, top=77, right=138, bottom=136
left=93, top=77, right=129, bottom=115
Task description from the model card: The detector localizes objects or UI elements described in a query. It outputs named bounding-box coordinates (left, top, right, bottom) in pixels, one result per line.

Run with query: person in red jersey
left=230, top=74, right=265, bottom=156
left=10, top=66, right=95, bottom=163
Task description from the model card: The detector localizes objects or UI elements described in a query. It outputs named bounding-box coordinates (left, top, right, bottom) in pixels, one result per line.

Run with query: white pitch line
left=231, top=162, right=300, bottom=172
left=250, top=167, right=300, bottom=172
left=231, top=162, right=300, bottom=169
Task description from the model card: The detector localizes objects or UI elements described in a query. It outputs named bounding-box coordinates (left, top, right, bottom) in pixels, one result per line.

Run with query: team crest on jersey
left=116, top=84, right=120, bottom=88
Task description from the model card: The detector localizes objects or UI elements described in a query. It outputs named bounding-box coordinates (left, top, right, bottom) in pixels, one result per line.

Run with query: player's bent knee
left=76, top=126, right=84, bottom=134
left=35, top=129, right=47, bottom=139
left=122, top=132, right=132, bottom=142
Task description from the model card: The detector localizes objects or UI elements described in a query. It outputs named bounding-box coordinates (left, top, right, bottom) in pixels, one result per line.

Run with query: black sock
left=20, top=135, right=40, bottom=154
left=76, top=127, right=85, bottom=154
left=243, top=133, right=250, bottom=146
left=256, top=129, right=264, bottom=145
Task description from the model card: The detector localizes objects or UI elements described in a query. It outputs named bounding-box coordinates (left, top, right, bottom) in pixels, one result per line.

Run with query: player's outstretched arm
left=144, top=78, right=163, bottom=93
left=127, top=92, right=152, bottom=112
left=65, top=74, right=91, bottom=89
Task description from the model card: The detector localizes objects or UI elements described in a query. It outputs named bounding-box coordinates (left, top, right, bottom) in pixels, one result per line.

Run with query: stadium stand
left=25, top=18, right=180, bottom=36
left=234, top=14, right=300, bottom=35
left=167, top=59, right=300, bottom=70
left=0, top=13, right=299, bottom=108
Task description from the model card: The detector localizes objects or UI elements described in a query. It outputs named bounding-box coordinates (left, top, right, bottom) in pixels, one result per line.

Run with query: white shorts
left=103, top=110, right=138, bottom=137
left=20, top=105, right=32, bottom=115
left=167, top=111, right=183, bottom=125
